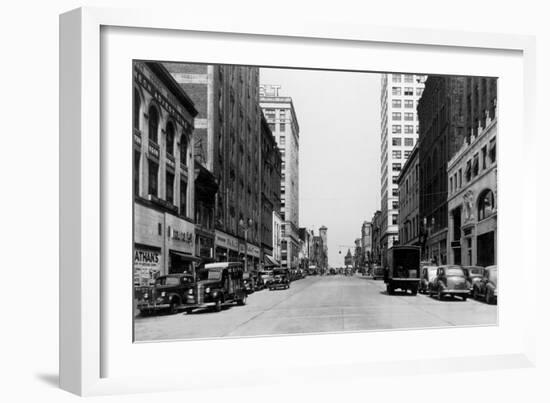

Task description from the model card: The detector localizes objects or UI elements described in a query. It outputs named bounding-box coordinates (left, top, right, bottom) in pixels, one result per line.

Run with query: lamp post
left=239, top=218, right=253, bottom=272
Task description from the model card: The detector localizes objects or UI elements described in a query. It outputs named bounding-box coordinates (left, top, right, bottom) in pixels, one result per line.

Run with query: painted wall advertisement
left=134, top=247, right=161, bottom=286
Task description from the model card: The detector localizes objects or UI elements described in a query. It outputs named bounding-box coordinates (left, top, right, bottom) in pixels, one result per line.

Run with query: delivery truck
left=384, top=245, right=421, bottom=295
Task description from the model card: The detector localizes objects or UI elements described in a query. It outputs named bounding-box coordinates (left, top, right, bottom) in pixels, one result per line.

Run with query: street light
left=239, top=218, right=253, bottom=272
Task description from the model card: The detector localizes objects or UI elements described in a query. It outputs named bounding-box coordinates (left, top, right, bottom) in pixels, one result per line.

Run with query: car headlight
left=143, top=293, right=148, bottom=299
left=161, top=291, right=166, bottom=297
left=205, top=287, right=210, bottom=293
left=188, top=289, right=193, bottom=295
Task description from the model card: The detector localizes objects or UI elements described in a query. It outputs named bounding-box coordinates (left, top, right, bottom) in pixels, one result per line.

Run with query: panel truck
left=384, top=246, right=421, bottom=295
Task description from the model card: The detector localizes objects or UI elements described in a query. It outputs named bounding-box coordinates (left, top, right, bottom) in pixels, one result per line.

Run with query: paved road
left=134, top=274, right=497, bottom=342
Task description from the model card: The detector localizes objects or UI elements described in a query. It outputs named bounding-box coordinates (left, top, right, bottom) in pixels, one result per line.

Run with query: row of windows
left=391, top=150, right=413, bottom=159
left=392, top=74, right=416, bottom=83
left=392, top=112, right=415, bottom=121
left=391, top=125, right=418, bottom=134
left=392, top=87, right=423, bottom=96
left=392, top=99, right=415, bottom=108
left=392, top=137, right=415, bottom=147
left=449, top=138, right=497, bottom=195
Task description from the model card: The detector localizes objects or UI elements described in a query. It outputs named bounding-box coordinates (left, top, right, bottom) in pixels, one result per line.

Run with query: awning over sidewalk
left=263, top=254, right=280, bottom=268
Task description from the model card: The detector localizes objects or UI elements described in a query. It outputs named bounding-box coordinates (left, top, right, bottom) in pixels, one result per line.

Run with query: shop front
left=215, top=230, right=240, bottom=263
left=165, top=214, right=197, bottom=275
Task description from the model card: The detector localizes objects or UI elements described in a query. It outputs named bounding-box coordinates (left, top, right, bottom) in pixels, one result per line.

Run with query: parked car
left=183, top=262, right=248, bottom=313
left=259, top=270, right=274, bottom=287
left=462, top=266, right=484, bottom=296
left=137, top=273, right=195, bottom=316
left=270, top=268, right=290, bottom=290
left=242, top=272, right=255, bottom=294
left=473, top=265, right=498, bottom=304
left=428, top=265, right=470, bottom=301
left=372, top=265, right=385, bottom=280
left=419, top=265, right=438, bottom=294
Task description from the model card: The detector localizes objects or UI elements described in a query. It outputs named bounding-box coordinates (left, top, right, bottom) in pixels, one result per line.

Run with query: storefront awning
left=264, top=254, right=280, bottom=268
left=169, top=250, right=202, bottom=262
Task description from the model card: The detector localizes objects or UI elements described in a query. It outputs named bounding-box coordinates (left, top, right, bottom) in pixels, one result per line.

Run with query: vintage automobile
left=428, top=265, right=470, bottom=301
left=419, top=265, right=438, bottom=294
left=242, top=272, right=255, bottom=294
left=462, top=266, right=484, bottom=296
left=259, top=270, right=274, bottom=287
left=270, top=268, right=290, bottom=290
left=372, top=265, right=385, bottom=280
left=183, top=262, right=248, bottom=313
left=473, top=265, right=498, bottom=304
left=137, top=273, right=195, bottom=316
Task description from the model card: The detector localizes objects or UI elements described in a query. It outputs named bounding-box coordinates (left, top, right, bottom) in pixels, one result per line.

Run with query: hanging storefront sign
left=215, top=230, right=239, bottom=251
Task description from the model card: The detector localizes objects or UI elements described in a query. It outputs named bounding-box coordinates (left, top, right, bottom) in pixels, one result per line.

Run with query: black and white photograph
left=132, top=61, right=498, bottom=342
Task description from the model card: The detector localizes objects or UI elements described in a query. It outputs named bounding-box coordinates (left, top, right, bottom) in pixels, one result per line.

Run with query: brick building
left=164, top=63, right=263, bottom=271
left=397, top=144, right=420, bottom=246
left=417, top=76, right=467, bottom=264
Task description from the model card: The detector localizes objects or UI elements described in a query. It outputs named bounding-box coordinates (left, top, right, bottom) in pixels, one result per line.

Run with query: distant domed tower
left=344, top=249, right=353, bottom=267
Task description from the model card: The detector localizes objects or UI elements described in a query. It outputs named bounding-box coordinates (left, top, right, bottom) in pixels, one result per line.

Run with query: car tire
left=438, top=291, right=444, bottom=301
left=169, top=302, right=178, bottom=315
left=411, top=288, right=418, bottom=296
left=462, top=295, right=468, bottom=301
left=485, top=292, right=492, bottom=304
left=214, top=299, right=222, bottom=312
left=237, top=295, right=247, bottom=306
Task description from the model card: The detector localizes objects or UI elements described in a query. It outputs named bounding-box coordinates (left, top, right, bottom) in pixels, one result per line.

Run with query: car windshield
left=273, top=270, right=287, bottom=276
left=469, top=268, right=483, bottom=275
left=198, top=269, right=222, bottom=281
left=155, top=276, right=180, bottom=286
left=445, top=268, right=465, bottom=277
left=427, top=268, right=437, bottom=279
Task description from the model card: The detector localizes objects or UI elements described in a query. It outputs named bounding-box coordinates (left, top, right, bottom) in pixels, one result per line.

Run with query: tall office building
left=260, top=85, right=301, bottom=270
left=379, top=73, right=426, bottom=264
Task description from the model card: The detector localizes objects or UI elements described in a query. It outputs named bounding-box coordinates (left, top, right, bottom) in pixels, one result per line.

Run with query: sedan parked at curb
left=473, top=265, right=498, bottom=304
left=428, top=265, right=470, bottom=301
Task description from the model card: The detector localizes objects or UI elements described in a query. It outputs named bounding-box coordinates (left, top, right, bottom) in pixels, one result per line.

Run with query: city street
left=134, top=274, right=497, bottom=342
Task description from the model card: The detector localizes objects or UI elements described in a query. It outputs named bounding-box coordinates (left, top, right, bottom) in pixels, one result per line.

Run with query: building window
left=392, top=188, right=398, bottom=197
left=404, top=150, right=412, bottom=159
left=392, top=99, right=402, bottom=108
left=458, top=169, right=463, bottom=187
left=416, top=88, right=423, bottom=96
left=134, top=88, right=141, bottom=130
left=392, top=74, right=402, bottom=83
left=404, top=112, right=414, bottom=121
left=404, top=87, right=413, bottom=96
left=482, top=146, right=488, bottom=169
left=392, top=112, right=402, bottom=121
left=392, top=200, right=398, bottom=209
left=166, top=171, right=174, bottom=205
left=165, top=121, right=175, bottom=157
left=148, top=159, right=159, bottom=196
left=134, top=151, right=140, bottom=196
left=392, top=163, right=402, bottom=171
left=180, top=180, right=187, bottom=216
left=404, top=137, right=414, bottom=146
left=392, top=137, right=402, bottom=146
left=180, top=136, right=188, bottom=166
left=473, top=153, right=479, bottom=176
left=449, top=177, right=453, bottom=194
left=392, top=125, right=402, bottom=134
left=404, top=125, right=414, bottom=134
left=279, top=123, right=286, bottom=132
left=392, top=150, right=402, bottom=159
left=478, top=189, right=495, bottom=220
left=280, top=136, right=286, bottom=145
left=268, top=123, right=275, bottom=132
left=404, top=99, right=414, bottom=108
left=392, top=176, right=399, bottom=184
left=489, top=138, right=496, bottom=163
left=466, top=160, right=472, bottom=182
left=392, top=87, right=402, bottom=96
left=404, top=75, right=414, bottom=83
left=392, top=214, right=398, bottom=225
left=148, top=105, right=159, bottom=144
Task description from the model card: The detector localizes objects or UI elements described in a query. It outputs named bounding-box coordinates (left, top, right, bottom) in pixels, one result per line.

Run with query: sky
left=260, top=68, right=382, bottom=267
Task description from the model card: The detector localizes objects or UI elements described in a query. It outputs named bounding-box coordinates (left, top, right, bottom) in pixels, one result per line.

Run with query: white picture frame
left=60, top=6, right=537, bottom=396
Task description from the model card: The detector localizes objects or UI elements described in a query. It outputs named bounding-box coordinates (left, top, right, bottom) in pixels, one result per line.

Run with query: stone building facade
left=133, top=61, right=199, bottom=285
left=260, top=85, right=301, bottom=269
left=397, top=144, right=420, bottom=246
left=447, top=99, right=497, bottom=266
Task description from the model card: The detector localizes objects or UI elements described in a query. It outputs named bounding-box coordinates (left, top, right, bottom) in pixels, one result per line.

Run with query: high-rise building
left=379, top=73, right=426, bottom=265
left=164, top=63, right=263, bottom=271
left=260, top=85, right=301, bottom=269
left=361, top=221, right=372, bottom=263
left=319, top=226, right=328, bottom=269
